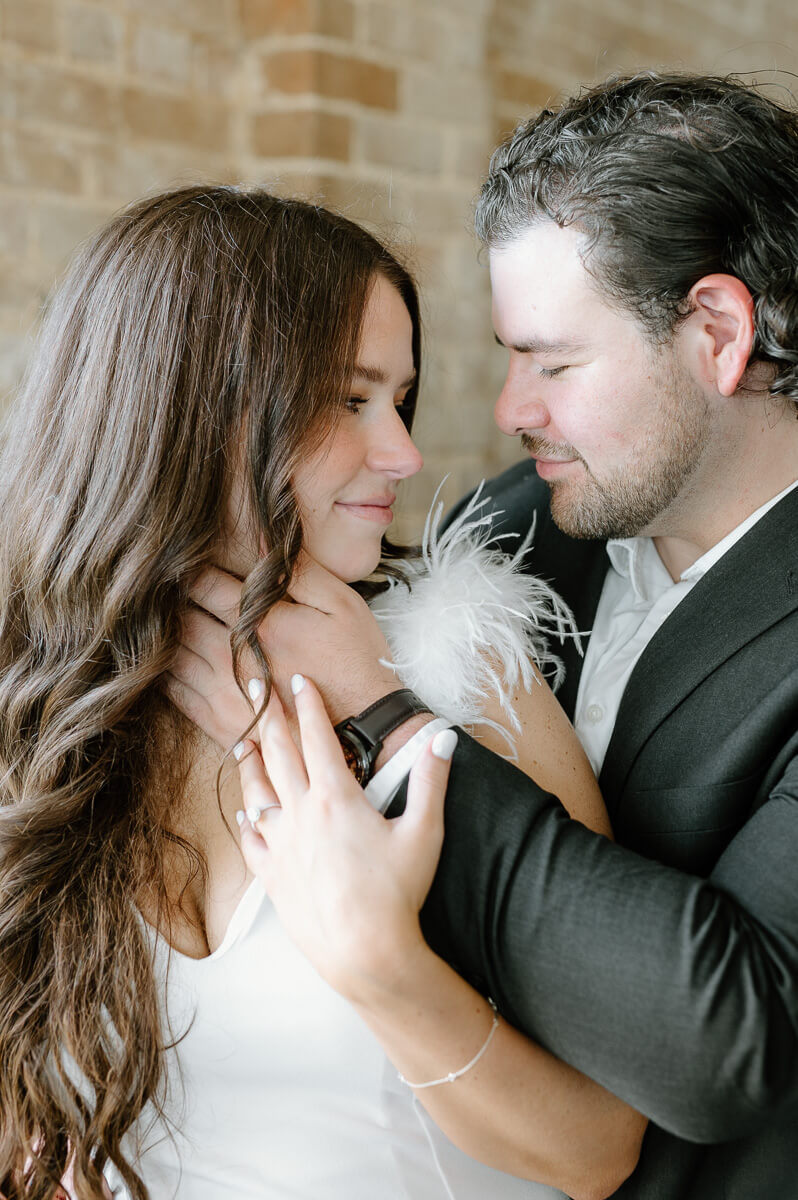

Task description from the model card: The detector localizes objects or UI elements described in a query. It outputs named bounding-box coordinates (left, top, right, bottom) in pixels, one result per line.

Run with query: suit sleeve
left=419, top=732, right=798, bottom=1144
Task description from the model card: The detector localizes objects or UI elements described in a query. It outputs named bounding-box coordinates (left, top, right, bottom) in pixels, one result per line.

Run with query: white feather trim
left=369, top=481, right=580, bottom=756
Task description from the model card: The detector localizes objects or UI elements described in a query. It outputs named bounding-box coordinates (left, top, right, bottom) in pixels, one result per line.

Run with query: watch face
left=337, top=729, right=370, bottom=785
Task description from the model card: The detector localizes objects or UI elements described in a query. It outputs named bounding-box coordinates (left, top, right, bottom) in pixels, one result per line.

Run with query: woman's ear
left=685, top=274, right=755, bottom=397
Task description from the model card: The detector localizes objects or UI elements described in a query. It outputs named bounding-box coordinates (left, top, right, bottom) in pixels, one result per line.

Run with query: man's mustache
left=521, top=433, right=584, bottom=464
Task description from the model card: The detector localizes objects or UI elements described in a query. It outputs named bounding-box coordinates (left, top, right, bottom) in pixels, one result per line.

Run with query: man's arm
left=419, top=733, right=798, bottom=1143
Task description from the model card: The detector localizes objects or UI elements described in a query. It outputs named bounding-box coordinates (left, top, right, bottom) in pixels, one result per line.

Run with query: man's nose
left=494, top=367, right=550, bottom=436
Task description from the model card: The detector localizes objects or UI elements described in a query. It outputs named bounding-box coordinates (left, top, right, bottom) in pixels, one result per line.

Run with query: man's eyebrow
left=493, top=333, right=588, bottom=354
left=353, top=363, right=417, bottom=389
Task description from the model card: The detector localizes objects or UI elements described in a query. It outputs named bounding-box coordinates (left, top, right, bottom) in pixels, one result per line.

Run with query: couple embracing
left=1, top=72, right=797, bottom=1200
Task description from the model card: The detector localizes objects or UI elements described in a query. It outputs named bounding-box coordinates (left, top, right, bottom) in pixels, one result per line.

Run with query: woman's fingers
left=239, top=813, right=273, bottom=875
left=400, top=728, right=457, bottom=845
left=253, top=682, right=309, bottom=800
left=235, top=739, right=281, bottom=820
left=290, top=674, right=350, bottom=784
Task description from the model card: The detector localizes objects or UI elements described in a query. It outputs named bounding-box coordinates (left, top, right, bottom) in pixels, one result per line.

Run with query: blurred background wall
left=1, top=0, right=796, bottom=535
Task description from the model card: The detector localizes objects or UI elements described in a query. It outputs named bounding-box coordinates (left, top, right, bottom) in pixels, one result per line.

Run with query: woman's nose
left=367, top=409, right=424, bottom=479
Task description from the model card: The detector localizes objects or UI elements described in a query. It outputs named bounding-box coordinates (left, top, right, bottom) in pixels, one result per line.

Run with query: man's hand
left=165, top=555, right=401, bottom=752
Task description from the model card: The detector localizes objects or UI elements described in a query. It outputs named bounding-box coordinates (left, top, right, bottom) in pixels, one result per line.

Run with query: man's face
left=489, top=221, right=713, bottom=540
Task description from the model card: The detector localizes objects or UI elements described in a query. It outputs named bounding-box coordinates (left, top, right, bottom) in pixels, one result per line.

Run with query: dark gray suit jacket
left=414, top=460, right=798, bottom=1199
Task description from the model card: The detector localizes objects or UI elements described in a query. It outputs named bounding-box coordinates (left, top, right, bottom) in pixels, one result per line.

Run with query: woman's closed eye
left=538, top=365, right=568, bottom=379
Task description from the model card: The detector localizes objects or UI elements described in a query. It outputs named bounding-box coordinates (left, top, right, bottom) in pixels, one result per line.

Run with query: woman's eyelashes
left=344, top=395, right=412, bottom=415
left=538, top=365, right=568, bottom=379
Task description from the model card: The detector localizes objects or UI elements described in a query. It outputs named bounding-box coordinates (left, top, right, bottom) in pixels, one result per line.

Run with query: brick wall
left=1, top=0, right=796, bottom=536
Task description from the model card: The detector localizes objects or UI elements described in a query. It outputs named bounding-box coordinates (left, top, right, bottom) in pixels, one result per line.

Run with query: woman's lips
left=334, top=500, right=395, bottom=524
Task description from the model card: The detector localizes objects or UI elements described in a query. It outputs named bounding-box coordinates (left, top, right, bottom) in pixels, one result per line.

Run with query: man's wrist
left=375, top=712, right=435, bottom=771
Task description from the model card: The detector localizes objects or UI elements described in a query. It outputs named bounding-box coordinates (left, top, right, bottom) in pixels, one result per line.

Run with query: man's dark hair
left=475, top=72, right=798, bottom=409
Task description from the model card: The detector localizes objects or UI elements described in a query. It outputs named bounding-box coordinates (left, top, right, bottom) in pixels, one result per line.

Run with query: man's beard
left=521, top=370, right=711, bottom=540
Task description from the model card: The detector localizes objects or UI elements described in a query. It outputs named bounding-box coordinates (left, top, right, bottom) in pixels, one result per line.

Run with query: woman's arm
left=236, top=676, right=645, bottom=1200
left=474, top=661, right=612, bottom=838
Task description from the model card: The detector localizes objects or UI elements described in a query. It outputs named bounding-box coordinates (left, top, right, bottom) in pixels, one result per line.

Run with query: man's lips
left=334, top=497, right=396, bottom=524
left=529, top=454, right=580, bottom=480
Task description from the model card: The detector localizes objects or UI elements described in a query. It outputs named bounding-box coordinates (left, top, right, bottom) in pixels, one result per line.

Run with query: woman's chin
left=314, top=546, right=382, bottom=584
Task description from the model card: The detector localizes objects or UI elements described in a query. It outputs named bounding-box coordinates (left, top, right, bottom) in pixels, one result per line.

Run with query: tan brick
left=0, top=195, right=29, bottom=258
left=122, top=86, right=229, bottom=151
left=398, top=182, right=473, bottom=237
left=4, top=60, right=119, bottom=135
left=264, top=49, right=398, bottom=110
left=0, top=330, right=31, bottom=405
left=90, top=140, right=228, bottom=201
left=251, top=109, right=351, bottom=160
left=125, top=0, right=237, bottom=35
left=1, top=0, right=57, bottom=53
left=33, top=200, right=109, bottom=267
left=192, top=36, right=240, bottom=97
left=242, top=0, right=314, bottom=37
left=64, top=3, right=125, bottom=65
left=357, top=115, right=443, bottom=175
left=309, top=173, right=396, bottom=226
left=453, top=131, right=491, bottom=180
left=130, top=22, right=194, bottom=87
left=498, top=70, right=560, bottom=111
left=401, top=67, right=486, bottom=123
left=242, top=0, right=355, bottom=39
left=0, top=128, right=82, bottom=193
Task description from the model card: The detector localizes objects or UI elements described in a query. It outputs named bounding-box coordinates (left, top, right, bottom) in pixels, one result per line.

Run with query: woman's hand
left=235, top=674, right=456, bottom=1002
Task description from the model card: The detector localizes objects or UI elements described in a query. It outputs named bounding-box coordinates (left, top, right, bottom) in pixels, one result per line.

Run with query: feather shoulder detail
left=369, top=481, right=580, bottom=753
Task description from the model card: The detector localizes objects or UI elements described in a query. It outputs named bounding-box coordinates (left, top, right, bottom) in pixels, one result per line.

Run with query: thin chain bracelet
left=397, top=999, right=500, bottom=1090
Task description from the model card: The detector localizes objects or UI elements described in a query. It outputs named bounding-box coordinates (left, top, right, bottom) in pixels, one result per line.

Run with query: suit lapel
left=600, top=486, right=798, bottom=798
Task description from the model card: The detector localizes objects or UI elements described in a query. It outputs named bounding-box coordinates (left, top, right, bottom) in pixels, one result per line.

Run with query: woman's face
left=292, top=275, right=424, bottom=582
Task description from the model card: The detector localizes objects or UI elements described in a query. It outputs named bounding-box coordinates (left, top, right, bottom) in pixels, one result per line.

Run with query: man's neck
left=649, top=404, right=798, bottom=581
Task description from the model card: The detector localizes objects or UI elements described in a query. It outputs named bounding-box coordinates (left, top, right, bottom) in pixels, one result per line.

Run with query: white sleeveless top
left=106, top=881, right=565, bottom=1200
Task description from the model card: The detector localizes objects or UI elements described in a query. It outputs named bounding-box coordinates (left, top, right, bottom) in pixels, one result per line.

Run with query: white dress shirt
left=574, top=479, right=798, bottom=775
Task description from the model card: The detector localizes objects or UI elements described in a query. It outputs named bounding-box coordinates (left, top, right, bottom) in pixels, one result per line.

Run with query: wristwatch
left=335, top=689, right=431, bottom=786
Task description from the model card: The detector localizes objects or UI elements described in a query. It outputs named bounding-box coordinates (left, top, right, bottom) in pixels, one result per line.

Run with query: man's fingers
left=163, top=671, right=212, bottom=726
left=180, top=607, right=233, bottom=671
left=287, top=554, right=350, bottom=613
left=291, top=675, right=350, bottom=783
left=169, top=642, right=217, bottom=693
left=189, top=566, right=243, bottom=627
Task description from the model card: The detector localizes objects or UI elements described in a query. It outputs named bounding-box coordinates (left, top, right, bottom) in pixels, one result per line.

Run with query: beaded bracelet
left=397, top=999, right=500, bottom=1090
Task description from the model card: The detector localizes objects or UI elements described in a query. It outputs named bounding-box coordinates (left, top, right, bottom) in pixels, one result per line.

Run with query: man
left=177, top=74, right=798, bottom=1196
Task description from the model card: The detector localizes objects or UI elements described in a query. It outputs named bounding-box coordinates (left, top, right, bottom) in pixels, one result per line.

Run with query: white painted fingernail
left=233, top=741, right=245, bottom=760
left=290, top=673, right=305, bottom=695
left=246, top=805, right=262, bottom=824
left=248, top=678, right=264, bottom=703
left=431, top=729, right=458, bottom=761
left=235, top=810, right=245, bottom=826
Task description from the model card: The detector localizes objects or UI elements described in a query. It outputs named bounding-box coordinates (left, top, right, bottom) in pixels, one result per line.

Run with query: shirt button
left=585, top=703, right=604, bottom=724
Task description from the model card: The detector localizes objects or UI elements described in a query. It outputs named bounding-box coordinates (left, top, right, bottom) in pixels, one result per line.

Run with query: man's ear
left=685, top=274, right=755, bottom=397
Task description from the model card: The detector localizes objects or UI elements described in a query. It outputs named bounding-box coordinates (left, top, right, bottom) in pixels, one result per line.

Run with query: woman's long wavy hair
left=0, top=185, right=421, bottom=1199
left=475, top=71, right=798, bottom=412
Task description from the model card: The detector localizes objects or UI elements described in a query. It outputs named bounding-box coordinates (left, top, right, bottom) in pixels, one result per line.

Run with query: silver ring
left=247, top=802, right=282, bottom=823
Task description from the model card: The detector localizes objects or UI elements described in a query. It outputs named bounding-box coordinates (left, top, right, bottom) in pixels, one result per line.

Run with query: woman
left=0, top=185, right=641, bottom=1200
